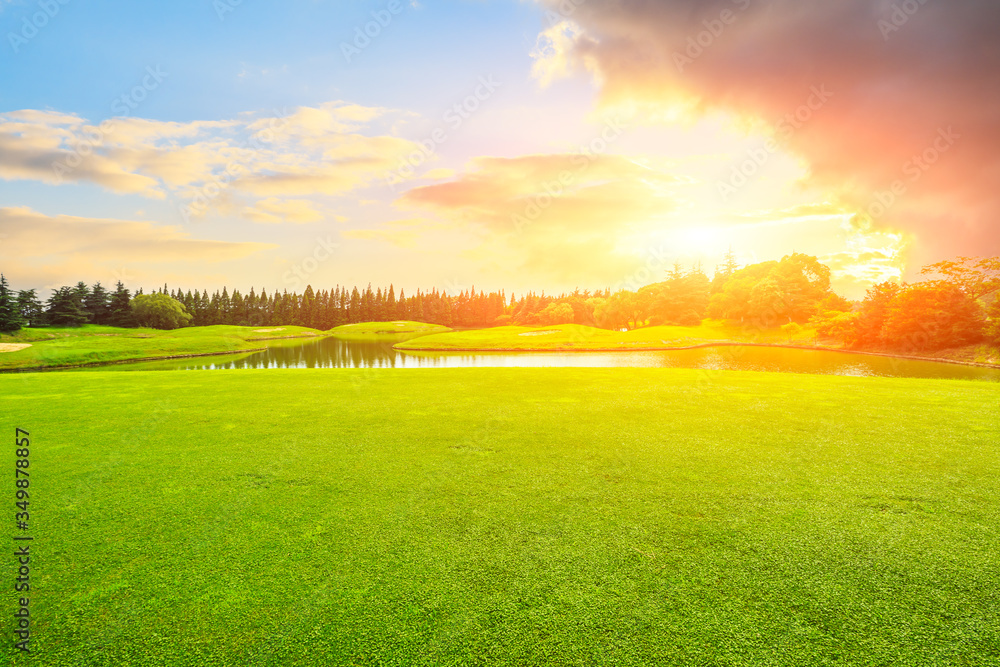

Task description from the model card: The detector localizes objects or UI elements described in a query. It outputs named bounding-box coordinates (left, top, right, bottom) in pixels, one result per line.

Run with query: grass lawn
left=329, top=321, right=453, bottom=338
left=1, top=368, right=997, bottom=665
left=0, top=325, right=325, bottom=371
left=395, top=321, right=819, bottom=352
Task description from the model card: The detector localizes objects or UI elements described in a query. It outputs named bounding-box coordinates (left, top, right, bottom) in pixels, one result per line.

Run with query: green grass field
left=2, top=368, right=997, bottom=665
left=395, top=321, right=819, bottom=352
left=0, top=325, right=325, bottom=371
left=329, top=321, right=452, bottom=338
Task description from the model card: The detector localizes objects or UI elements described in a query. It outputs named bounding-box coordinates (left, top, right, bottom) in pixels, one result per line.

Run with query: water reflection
left=113, top=335, right=1000, bottom=381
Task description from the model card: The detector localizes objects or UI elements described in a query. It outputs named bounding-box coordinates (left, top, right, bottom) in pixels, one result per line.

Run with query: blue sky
left=2, top=1, right=544, bottom=122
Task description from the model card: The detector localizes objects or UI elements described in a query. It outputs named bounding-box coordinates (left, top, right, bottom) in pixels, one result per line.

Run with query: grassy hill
left=0, top=325, right=325, bottom=371
left=329, top=321, right=452, bottom=337
left=395, top=321, right=819, bottom=352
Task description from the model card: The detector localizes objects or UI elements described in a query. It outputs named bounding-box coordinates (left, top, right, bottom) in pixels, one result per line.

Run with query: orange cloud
left=531, top=0, right=1000, bottom=274
left=400, top=153, right=682, bottom=232
left=390, top=153, right=685, bottom=284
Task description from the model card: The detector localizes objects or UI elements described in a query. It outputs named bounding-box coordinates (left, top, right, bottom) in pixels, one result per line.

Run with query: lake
left=111, top=335, right=1000, bottom=382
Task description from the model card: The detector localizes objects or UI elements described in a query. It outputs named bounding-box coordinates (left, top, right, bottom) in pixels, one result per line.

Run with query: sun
left=676, top=226, right=728, bottom=255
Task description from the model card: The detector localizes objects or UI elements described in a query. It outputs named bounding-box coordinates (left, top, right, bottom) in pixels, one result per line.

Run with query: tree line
left=1, top=253, right=997, bottom=353
left=0, top=279, right=510, bottom=332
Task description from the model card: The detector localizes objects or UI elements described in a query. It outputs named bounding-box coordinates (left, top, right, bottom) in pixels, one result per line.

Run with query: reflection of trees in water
left=241, top=338, right=402, bottom=369
left=231, top=338, right=461, bottom=369
left=164, top=340, right=1000, bottom=382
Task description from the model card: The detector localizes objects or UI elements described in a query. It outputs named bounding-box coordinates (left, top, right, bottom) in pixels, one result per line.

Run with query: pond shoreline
left=0, top=348, right=268, bottom=373
left=0, top=333, right=332, bottom=373
left=396, top=342, right=1000, bottom=371
left=3, top=340, right=998, bottom=374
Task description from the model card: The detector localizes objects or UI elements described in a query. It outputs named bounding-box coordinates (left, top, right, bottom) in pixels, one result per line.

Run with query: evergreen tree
left=375, top=287, right=385, bottom=321
left=397, top=289, right=407, bottom=319
left=349, top=287, right=361, bottom=323
left=46, top=286, right=89, bottom=326
left=300, top=285, right=315, bottom=328
left=86, top=282, right=111, bottom=324
left=0, top=274, right=23, bottom=333
left=231, top=290, right=246, bottom=325
left=361, top=284, right=374, bottom=322
left=16, top=289, right=44, bottom=327
left=107, top=281, right=135, bottom=327
left=258, top=289, right=270, bottom=326
left=387, top=285, right=396, bottom=320
left=245, top=288, right=257, bottom=326
left=219, top=287, right=232, bottom=324
left=711, top=247, right=741, bottom=294
left=287, top=292, right=300, bottom=325
left=73, top=282, right=91, bottom=315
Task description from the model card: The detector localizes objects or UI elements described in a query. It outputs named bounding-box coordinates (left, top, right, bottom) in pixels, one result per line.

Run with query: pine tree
left=397, top=289, right=407, bottom=319
left=349, top=287, right=361, bottom=323
left=361, top=284, right=374, bottom=322
left=231, top=290, right=246, bottom=325
left=301, top=285, right=315, bottom=328
left=258, top=289, right=270, bottom=325
left=386, top=285, right=397, bottom=321
left=71, top=282, right=91, bottom=319
left=0, top=274, right=23, bottom=333
left=86, top=282, right=111, bottom=324
left=375, top=287, right=385, bottom=321
left=107, top=281, right=135, bottom=327
left=287, top=292, right=300, bottom=325
left=712, top=247, right=741, bottom=295
left=245, top=288, right=257, bottom=326
left=16, top=289, right=44, bottom=327
left=219, top=287, right=232, bottom=324
left=46, top=286, right=89, bottom=326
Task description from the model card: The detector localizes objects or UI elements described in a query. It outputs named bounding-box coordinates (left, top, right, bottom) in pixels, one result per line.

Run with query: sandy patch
left=253, top=328, right=286, bottom=333
left=0, top=343, right=31, bottom=353
left=518, top=330, right=560, bottom=337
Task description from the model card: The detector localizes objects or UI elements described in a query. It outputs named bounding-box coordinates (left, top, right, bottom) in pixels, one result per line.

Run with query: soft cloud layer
left=393, top=153, right=688, bottom=284
left=0, top=102, right=424, bottom=223
left=400, top=154, right=682, bottom=230
left=0, top=206, right=274, bottom=289
left=242, top=198, right=326, bottom=225
left=532, top=0, right=1000, bottom=271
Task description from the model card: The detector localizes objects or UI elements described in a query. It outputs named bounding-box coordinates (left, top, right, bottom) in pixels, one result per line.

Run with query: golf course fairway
left=2, top=368, right=997, bottom=665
